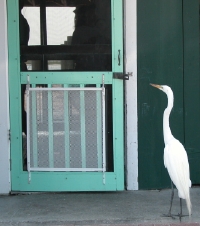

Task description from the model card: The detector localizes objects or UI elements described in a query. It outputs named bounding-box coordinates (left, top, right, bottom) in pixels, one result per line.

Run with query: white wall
left=125, top=0, right=138, bottom=190
left=0, top=0, right=10, bottom=194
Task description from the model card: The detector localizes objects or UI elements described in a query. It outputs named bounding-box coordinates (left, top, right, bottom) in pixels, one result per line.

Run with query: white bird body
left=150, top=84, right=192, bottom=218
left=164, top=139, right=191, bottom=197
left=164, top=139, right=191, bottom=214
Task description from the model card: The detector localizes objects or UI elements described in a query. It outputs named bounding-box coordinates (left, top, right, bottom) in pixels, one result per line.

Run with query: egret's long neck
left=163, top=91, right=174, bottom=144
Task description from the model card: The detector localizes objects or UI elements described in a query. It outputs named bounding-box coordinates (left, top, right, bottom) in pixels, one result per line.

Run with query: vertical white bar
left=64, top=84, right=70, bottom=167
left=125, top=0, right=138, bottom=190
left=48, top=84, right=54, bottom=167
left=96, top=84, right=102, bottom=168
left=32, top=84, right=38, bottom=168
left=26, top=85, right=31, bottom=182
left=80, top=84, right=86, bottom=168
left=102, top=81, right=106, bottom=184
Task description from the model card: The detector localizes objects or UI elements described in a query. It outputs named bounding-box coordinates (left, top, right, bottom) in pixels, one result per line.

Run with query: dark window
left=19, top=0, right=112, bottom=71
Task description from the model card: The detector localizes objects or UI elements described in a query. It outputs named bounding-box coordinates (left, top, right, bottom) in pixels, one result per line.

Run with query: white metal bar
left=29, top=87, right=103, bottom=91
left=32, top=84, right=38, bottom=168
left=102, top=75, right=106, bottom=184
left=48, top=84, right=54, bottom=167
left=31, top=130, right=80, bottom=136
left=26, top=83, right=31, bottom=183
left=96, top=84, right=102, bottom=168
left=29, top=167, right=104, bottom=172
left=80, top=84, right=86, bottom=168
left=64, top=84, right=70, bottom=167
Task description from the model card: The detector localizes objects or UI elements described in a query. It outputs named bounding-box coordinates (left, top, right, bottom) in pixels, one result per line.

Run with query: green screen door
left=8, top=0, right=124, bottom=192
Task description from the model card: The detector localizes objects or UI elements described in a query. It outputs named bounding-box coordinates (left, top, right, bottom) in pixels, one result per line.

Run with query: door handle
left=118, top=49, right=121, bottom=66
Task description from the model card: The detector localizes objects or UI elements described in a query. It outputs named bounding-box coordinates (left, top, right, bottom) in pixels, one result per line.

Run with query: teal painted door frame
left=7, top=0, right=124, bottom=192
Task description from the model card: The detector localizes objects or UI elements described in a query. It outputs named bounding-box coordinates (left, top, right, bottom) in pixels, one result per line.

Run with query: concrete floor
left=0, top=187, right=200, bottom=226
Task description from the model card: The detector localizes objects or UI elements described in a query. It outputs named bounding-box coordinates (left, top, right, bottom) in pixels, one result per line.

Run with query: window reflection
left=21, top=7, right=40, bottom=45
left=20, top=0, right=112, bottom=72
left=46, top=7, right=75, bottom=45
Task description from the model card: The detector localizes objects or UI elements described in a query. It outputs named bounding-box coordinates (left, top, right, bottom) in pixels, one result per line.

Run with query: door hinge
left=113, top=72, right=130, bottom=80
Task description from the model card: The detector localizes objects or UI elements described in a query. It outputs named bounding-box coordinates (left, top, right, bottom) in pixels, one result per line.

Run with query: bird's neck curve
left=163, top=91, right=174, bottom=145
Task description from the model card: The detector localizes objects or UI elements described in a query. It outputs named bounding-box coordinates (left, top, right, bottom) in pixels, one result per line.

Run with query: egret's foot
left=162, top=213, right=176, bottom=220
left=173, top=213, right=189, bottom=222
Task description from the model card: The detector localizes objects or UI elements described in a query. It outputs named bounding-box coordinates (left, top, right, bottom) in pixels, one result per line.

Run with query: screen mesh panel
left=27, top=86, right=105, bottom=172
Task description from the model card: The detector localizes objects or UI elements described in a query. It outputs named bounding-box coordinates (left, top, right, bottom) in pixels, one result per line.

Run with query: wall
left=137, top=0, right=200, bottom=189
left=0, top=0, right=10, bottom=194
left=137, top=0, right=184, bottom=189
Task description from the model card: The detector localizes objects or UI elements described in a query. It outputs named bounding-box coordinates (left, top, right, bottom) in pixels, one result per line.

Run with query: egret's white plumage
left=150, top=84, right=191, bottom=218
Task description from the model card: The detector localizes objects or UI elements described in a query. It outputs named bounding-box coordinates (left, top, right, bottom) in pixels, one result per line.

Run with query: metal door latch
left=113, top=72, right=132, bottom=80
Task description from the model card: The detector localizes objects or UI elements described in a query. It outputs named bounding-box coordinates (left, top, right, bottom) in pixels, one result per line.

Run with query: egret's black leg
left=175, top=198, right=189, bottom=221
left=162, top=181, right=175, bottom=219
left=170, top=198, right=189, bottom=220
left=179, top=198, right=182, bottom=222
left=169, top=181, right=174, bottom=214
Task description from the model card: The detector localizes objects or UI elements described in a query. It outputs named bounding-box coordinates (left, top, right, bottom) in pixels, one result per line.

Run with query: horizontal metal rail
left=29, top=87, right=103, bottom=91
left=29, top=168, right=105, bottom=172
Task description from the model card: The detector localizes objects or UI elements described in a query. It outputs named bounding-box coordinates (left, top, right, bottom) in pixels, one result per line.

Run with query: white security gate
left=26, top=83, right=106, bottom=182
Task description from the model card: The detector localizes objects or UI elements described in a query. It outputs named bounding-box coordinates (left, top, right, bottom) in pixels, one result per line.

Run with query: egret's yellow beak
left=150, top=83, right=162, bottom=89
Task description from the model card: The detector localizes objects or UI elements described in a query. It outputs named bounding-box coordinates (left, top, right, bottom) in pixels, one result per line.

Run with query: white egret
left=150, top=83, right=191, bottom=221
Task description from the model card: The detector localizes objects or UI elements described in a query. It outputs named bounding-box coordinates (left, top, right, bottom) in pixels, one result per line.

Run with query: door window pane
left=19, top=0, right=112, bottom=71
left=46, top=7, right=75, bottom=45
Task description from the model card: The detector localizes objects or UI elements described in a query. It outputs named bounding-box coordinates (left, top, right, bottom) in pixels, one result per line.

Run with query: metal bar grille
left=26, top=85, right=106, bottom=174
